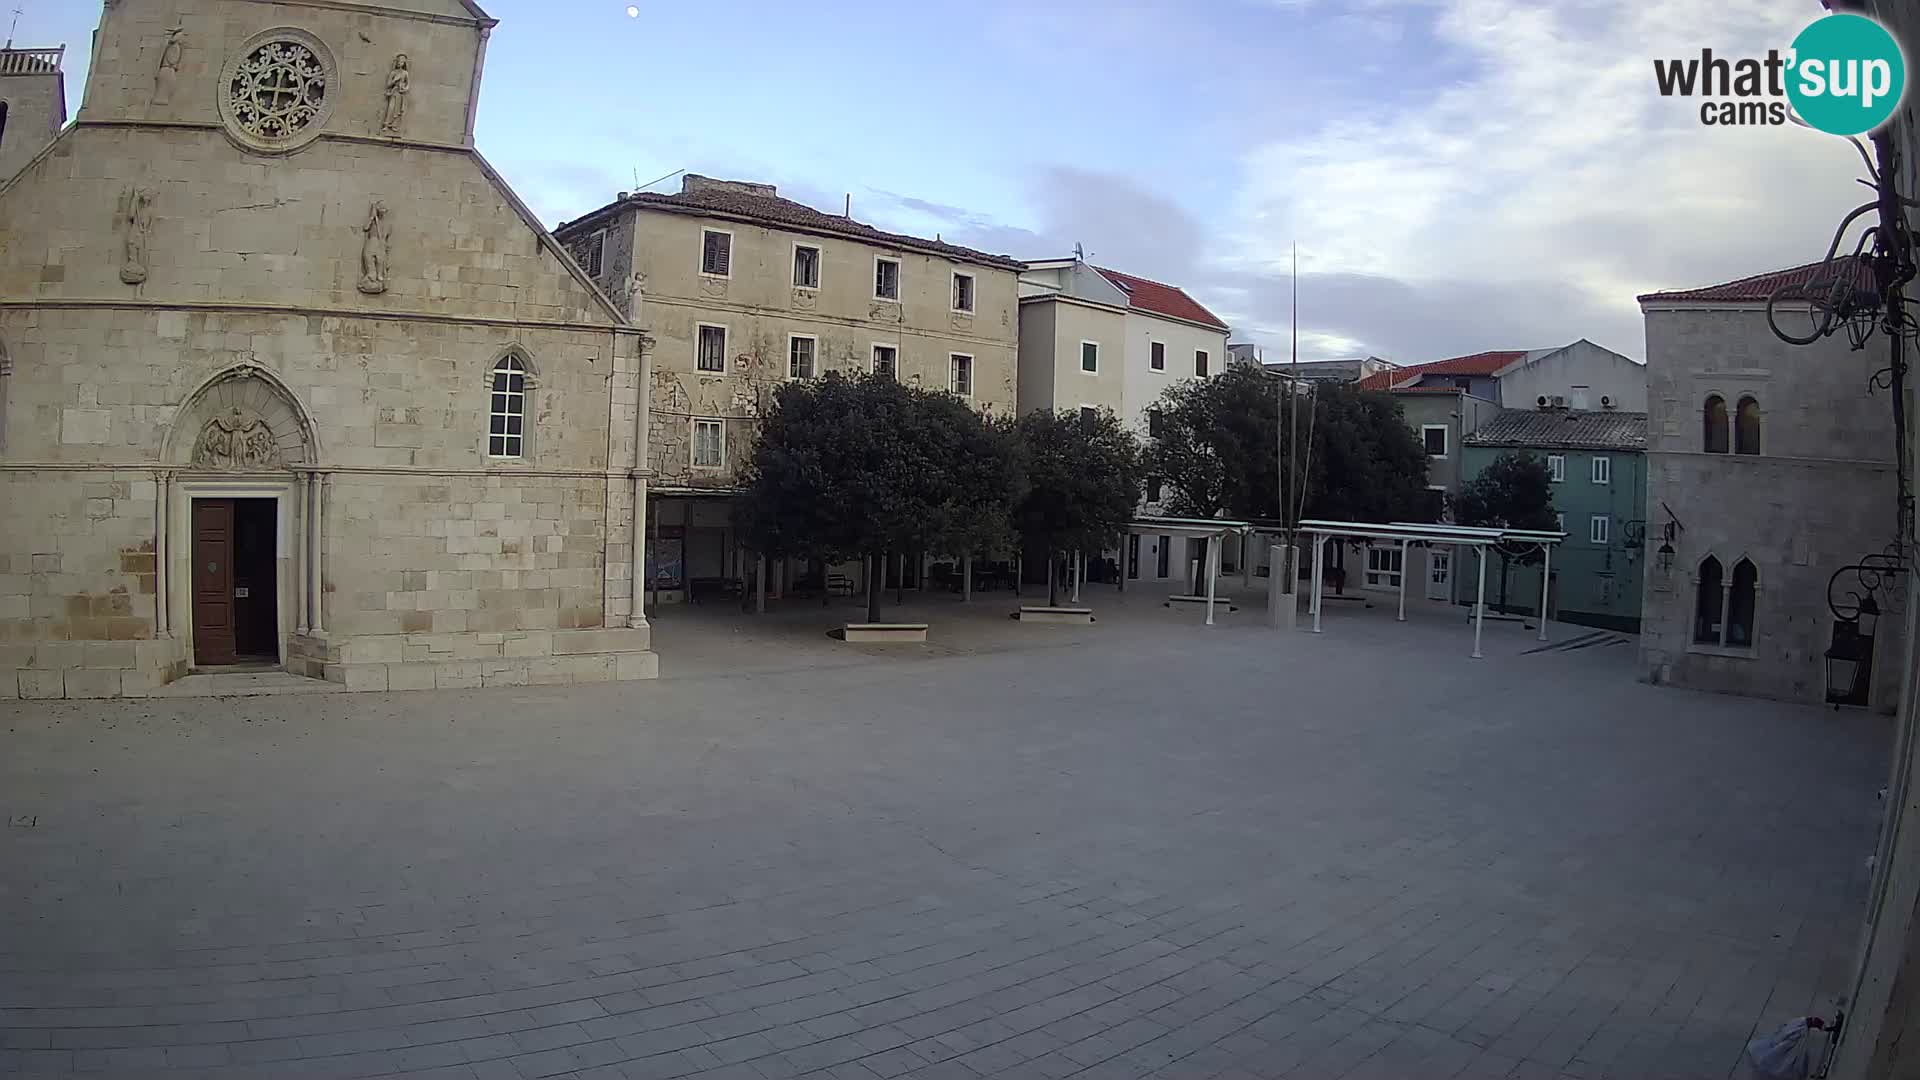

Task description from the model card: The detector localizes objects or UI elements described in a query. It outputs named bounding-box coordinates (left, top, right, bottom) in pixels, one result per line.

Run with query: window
left=1422, top=425, right=1448, bottom=458
left=874, top=257, right=900, bottom=301
left=1570, top=385, right=1590, bottom=410
left=0, top=336, right=10, bottom=454
left=1147, top=410, right=1164, bottom=438
left=692, top=419, right=725, bottom=468
left=1195, top=350, right=1209, bottom=377
left=1147, top=477, right=1163, bottom=502
left=696, top=323, right=727, bottom=373
left=488, top=354, right=527, bottom=458
left=1735, top=396, right=1760, bottom=455
left=1365, top=545, right=1403, bottom=587
left=1591, top=456, right=1611, bottom=484
left=952, top=272, right=974, bottom=313
left=0, top=102, right=8, bottom=152
left=1150, top=341, right=1166, bottom=371
left=1081, top=341, right=1099, bottom=373
left=1692, top=555, right=1758, bottom=648
left=1704, top=395, right=1729, bottom=453
left=1547, top=454, right=1565, bottom=482
left=700, top=229, right=732, bottom=277
left=1693, top=556, right=1724, bottom=644
left=1589, top=514, right=1610, bottom=545
left=1726, top=559, right=1757, bottom=646
left=1156, top=535, right=1170, bottom=577
left=570, top=229, right=605, bottom=278
left=949, top=353, right=973, bottom=397
left=872, top=344, right=897, bottom=379
left=1079, top=406, right=1100, bottom=425
left=792, top=244, right=820, bottom=289
left=788, top=335, right=816, bottom=380
left=1555, top=512, right=1566, bottom=532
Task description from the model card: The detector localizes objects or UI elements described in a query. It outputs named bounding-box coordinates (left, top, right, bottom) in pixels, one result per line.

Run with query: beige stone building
left=0, top=44, right=66, bottom=186
left=554, top=177, right=1022, bottom=601
left=0, top=0, right=658, bottom=697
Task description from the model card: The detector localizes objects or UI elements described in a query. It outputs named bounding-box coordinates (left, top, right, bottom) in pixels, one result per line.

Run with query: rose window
left=227, top=39, right=328, bottom=143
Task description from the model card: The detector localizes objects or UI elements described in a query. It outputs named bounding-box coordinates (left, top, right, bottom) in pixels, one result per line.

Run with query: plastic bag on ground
left=1744, top=1018, right=1813, bottom=1080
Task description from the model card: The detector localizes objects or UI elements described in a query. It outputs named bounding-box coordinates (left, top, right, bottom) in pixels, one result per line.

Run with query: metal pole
left=962, top=553, right=972, bottom=603
left=1397, top=539, right=1408, bottom=622
left=755, top=553, right=767, bottom=614
left=1310, top=533, right=1324, bottom=633
left=1537, top=544, right=1551, bottom=642
left=1204, top=533, right=1220, bottom=626
left=1473, top=546, right=1488, bottom=659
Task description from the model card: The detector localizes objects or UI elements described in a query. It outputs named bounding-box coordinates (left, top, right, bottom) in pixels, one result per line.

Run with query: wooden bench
left=839, top=623, right=928, bottom=643
left=1014, top=606, right=1095, bottom=624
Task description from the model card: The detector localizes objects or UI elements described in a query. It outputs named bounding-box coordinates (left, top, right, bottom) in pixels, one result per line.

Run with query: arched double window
left=488, top=353, right=528, bottom=459
left=1734, top=396, right=1760, bottom=455
left=1703, top=395, right=1729, bottom=454
left=1694, top=555, right=1758, bottom=648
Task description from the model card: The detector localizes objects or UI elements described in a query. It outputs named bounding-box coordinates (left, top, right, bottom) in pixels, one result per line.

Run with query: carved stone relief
left=119, top=187, right=154, bottom=286
left=379, top=54, right=409, bottom=136
left=790, top=288, right=817, bottom=311
left=358, top=200, right=390, bottom=294
left=697, top=276, right=729, bottom=300
left=624, top=271, right=647, bottom=324
left=151, top=23, right=185, bottom=107
left=869, top=302, right=902, bottom=324
left=192, top=408, right=282, bottom=470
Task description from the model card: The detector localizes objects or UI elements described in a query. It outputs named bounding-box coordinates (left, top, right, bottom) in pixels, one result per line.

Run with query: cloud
left=1219, top=0, right=1869, bottom=360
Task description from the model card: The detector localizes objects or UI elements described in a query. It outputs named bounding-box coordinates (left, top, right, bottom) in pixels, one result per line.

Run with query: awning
left=1295, top=519, right=1566, bottom=658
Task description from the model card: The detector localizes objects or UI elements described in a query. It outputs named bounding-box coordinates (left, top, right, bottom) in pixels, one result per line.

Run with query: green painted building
left=1460, top=410, right=1649, bottom=633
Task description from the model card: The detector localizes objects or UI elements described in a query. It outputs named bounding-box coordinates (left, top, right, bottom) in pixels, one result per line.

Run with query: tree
left=1013, top=409, right=1144, bottom=605
left=735, top=372, right=1024, bottom=623
left=1452, top=451, right=1558, bottom=612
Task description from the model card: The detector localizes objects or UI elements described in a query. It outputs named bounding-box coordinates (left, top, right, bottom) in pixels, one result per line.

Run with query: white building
left=1016, top=256, right=1230, bottom=587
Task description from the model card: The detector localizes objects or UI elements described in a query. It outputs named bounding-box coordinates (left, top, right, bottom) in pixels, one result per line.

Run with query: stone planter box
left=840, top=623, right=928, bottom=643
left=1015, top=606, right=1095, bottom=624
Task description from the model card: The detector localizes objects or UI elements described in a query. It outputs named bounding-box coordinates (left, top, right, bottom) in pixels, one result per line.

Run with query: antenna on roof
left=5, top=5, right=21, bottom=48
left=1072, top=241, right=1085, bottom=262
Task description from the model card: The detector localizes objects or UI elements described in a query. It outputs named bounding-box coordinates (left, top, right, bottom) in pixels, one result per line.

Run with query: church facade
left=0, top=0, right=659, bottom=697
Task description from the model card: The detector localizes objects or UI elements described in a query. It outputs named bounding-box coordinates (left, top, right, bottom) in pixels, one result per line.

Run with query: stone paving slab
left=0, top=599, right=1887, bottom=1079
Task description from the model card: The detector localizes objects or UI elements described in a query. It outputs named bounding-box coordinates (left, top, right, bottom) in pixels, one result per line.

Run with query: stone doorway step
left=152, top=670, right=343, bottom=697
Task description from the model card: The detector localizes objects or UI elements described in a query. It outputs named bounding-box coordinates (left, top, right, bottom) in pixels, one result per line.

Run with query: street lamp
left=1825, top=595, right=1881, bottom=708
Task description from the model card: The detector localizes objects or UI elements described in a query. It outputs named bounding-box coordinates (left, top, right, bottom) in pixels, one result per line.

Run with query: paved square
left=0, top=593, right=1890, bottom=1079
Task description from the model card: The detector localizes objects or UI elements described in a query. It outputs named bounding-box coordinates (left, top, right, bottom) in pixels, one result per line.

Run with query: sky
left=15, top=0, right=1876, bottom=363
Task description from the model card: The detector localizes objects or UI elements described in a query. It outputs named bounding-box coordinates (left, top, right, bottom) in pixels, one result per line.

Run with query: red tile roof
left=1357, top=349, right=1526, bottom=391
left=1636, top=255, right=1872, bottom=303
left=1092, top=266, right=1229, bottom=330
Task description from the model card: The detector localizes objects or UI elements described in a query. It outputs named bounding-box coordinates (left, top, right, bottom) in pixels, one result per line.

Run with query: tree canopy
left=1453, top=450, right=1559, bottom=609
left=1145, top=366, right=1436, bottom=524
left=1013, top=408, right=1144, bottom=603
left=734, top=372, right=1024, bottom=620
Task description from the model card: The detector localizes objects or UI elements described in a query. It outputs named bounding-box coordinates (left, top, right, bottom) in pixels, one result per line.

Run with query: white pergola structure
left=1298, top=519, right=1565, bottom=658
left=1125, top=516, right=1253, bottom=626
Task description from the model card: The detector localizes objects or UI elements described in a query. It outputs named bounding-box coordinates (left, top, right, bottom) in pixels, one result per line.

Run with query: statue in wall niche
left=119, top=187, right=155, bottom=286
left=192, top=409, right=281, bottom=470
left=151, top=24, right=185, bottom=107
left=379, top=54, right=410, bottom=136
left=624, top=270, right=647, bottom=324
left=358, top=200, right=391, bottom=294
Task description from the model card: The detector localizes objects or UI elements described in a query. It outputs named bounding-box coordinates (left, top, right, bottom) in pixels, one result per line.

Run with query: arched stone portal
left=161, top=366, right=320, bottom=670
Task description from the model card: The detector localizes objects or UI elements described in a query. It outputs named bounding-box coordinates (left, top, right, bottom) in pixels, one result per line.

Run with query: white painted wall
left=1119, top=311, right=1230, bottom=433
left=1500, top=340, right=1647, bottom=411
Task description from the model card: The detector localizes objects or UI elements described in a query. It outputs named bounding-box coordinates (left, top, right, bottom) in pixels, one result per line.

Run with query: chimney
left=682, top=174, right=777, bottom=198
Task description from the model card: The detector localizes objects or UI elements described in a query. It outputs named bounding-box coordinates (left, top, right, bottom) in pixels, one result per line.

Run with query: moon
left=625, top=4, right=638, bottom=15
